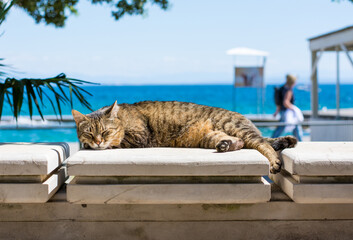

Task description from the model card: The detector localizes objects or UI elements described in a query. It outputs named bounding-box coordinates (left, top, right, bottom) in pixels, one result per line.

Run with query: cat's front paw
left=216, top=140, right=231, bottom=152
left=285, top=136, right=297, bottom=148
left=270, top=158, right=282, bottom=174
left=271, top=136, right=298, bottom=151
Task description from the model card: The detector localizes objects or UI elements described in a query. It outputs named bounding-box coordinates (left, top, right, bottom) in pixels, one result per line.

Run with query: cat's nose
left=95, top=136, right=102, bottom=146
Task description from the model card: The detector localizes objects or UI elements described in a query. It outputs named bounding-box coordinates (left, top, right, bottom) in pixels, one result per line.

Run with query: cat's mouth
left=89, top=143, right=111, bottom=150
left=94, top=145, right=111, bottom=150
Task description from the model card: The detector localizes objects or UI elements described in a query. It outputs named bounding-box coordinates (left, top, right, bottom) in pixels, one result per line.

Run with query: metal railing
left=1, top=117, right=353, bottom=129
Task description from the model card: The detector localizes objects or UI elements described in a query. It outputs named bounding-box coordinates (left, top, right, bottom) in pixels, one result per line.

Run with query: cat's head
left=72, top=101, right=124, bottom=150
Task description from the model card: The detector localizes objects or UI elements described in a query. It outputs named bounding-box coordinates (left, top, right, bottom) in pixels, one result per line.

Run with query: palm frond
left=0, top=0, right=15, bottom=26
left=0, top=4, right=97, bottom=121
left=0, top=73, right=97, bottom=121
left=0, top=58, right=7, bottom=79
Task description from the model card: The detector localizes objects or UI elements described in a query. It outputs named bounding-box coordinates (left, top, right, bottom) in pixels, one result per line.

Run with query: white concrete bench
left=271, top=142, right=353, bottom=203
left=1, top=143, right=353, bottom=239
left=67, top=148, right=271, bottom=204
left=0, top=143, right=68, bottom=203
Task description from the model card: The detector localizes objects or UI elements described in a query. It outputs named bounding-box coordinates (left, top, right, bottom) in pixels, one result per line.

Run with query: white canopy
left=226, top=47, right=269, bottom=57
left=309, top=25, right=353, bottom=118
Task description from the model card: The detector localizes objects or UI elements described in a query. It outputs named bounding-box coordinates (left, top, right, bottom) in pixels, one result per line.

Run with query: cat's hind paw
left=216, top=140, right=231, bottom=152
left=216, top=138, right=244, bottom=152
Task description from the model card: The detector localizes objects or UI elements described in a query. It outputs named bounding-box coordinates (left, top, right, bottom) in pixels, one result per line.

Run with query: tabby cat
left=72, top=101, right=297, bottom=173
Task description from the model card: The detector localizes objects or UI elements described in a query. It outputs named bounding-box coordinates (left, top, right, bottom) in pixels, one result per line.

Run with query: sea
left=0, top=84, right=352, bottom=142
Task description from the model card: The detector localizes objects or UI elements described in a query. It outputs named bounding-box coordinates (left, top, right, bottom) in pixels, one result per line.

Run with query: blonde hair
left=286, top=74, right=297, bottom=87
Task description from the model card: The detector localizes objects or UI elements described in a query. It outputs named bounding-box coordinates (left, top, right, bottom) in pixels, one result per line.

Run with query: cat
left=72, top=101, right=297, bottom=173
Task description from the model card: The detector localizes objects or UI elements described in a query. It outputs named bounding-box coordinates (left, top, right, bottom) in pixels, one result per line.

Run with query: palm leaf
left=0, top=0, right=15, bottom=26
left=0, top=58, right=7, bottom=78
left=25, top=82, right=44, bottom=120
left=41, top=90, right=58, bottom=119
left=68, top=84, right=73, bottom=108
left=24, top=81, right=33, bottom=118
left=0, top=73, right=97, bottom=121
left=0, top=84, right=6, bottom=117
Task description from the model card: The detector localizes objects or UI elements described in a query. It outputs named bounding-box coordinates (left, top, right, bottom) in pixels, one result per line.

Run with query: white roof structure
left=309, top=25, right=353, bottom=118
left=309, top=25, right=353, bottom=51
left=226, top=47, right=269, bottom=57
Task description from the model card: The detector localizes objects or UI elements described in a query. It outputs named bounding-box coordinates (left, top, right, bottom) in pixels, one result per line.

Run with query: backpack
left=274, top=86, right=284, bottom=106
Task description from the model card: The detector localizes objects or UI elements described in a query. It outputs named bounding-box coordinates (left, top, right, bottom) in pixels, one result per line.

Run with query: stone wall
left=0, top=142, right=352, bottom=239
left=1, top=189, right=353, bottom=240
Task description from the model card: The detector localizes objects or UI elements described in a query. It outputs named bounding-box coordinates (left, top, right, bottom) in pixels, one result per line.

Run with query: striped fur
left=72, top=101, right=297, bottom=173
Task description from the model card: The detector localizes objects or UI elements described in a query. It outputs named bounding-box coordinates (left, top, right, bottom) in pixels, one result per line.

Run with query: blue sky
left=1, top=0, right=353, bottom=85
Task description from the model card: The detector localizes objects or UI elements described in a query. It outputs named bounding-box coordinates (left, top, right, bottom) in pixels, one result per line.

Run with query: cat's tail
left=264, top=136, right=297, bottom=151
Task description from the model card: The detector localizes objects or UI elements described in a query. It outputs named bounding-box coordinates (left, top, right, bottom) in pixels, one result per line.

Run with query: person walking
left=272, top=74, right=303, bottom=141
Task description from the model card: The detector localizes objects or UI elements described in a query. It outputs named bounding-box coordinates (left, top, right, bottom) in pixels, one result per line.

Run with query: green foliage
left=0, top=73, right=95, bottom=121
left=15, top=0, right=79, bottom=27
left=14, top=0, right=170, bottom=27
left=0, top=1, right=96, bottom=122
left=8, top=0, right=353, bottom=28
left=110, top=0, right=169, bottom=21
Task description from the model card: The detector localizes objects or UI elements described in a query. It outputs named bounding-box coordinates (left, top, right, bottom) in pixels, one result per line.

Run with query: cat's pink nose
left=96, top=140, right=101, bottom=145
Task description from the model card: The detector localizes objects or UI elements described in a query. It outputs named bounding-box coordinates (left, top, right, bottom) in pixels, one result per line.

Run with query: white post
left=232, top=56, right=237, bottom=111
left=340, top=43, right=353, bottom=68
left=261, top=56, right=267, bottom=115
left=336, top=46, right=340, bottom=119
left=311, top=51, right=319, bottom=118
left=311, top=50, right=323, bottom=78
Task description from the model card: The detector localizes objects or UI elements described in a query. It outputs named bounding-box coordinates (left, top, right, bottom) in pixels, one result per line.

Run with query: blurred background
left=0, top=0, right=353, bottom=142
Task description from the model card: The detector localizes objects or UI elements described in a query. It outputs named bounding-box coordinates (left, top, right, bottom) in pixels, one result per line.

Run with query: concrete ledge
left=67, top=177, right=270, bottom=204
left=274, top=142, right=353, bottom=203
left=67, top=148, right=271, bottom=204
left=272, top=171, right=353, bottom=203
left=73, top=176, right=263, bottom=184
left=0, top=142, right=69, bottom=175
left=2, top=189, right=353, bottom=221
left=281, top=142, right=353, bottom=176
left=0, top=143, right=69, bottom=203
left=1, top=221, right=353, bottom=240
left=1, top=142, right=353, bottom=238
left=67, top=148, right=269, bottom=176
left=1, top=191, right=353, bottom=240
left=0, top=167, right=66, bottom=203
left=0, top=175, right=49, bottom=183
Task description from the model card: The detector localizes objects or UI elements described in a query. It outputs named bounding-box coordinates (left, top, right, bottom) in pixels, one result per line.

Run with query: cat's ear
left=106, top=101, right=119, bottom=119
left=72, top=109, right=87, bottom=124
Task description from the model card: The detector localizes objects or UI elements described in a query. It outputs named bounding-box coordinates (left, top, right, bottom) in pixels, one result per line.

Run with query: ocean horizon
left=0, top=83, right=352, bottom=142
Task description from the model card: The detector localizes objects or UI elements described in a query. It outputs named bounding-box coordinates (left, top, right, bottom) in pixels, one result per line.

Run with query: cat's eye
left=102, top=130, right=112, bottom=137
left=82, top=132, right=94, bottom=139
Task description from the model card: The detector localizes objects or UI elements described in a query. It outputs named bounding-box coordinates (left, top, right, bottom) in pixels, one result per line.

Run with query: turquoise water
left=1, top=84, right=352, bottom=142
